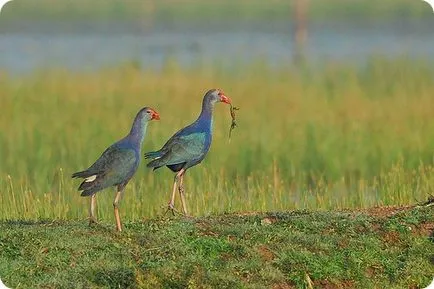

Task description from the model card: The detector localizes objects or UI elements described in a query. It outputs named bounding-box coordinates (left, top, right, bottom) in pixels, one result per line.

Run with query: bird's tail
left=144, top=150, right=166, bottom=170
left=71, top=170, right=94, bottom=179
left=146, top=158, right=165, bottom=170
left=77, top=176, right=105, bottom=196
left=72, top=169, right=104, bottom=196
left=144, top=150, right=162, bottom=160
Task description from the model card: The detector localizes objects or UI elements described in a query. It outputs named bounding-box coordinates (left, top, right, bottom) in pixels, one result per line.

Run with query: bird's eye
left=146, top=110, right=151, bottom=114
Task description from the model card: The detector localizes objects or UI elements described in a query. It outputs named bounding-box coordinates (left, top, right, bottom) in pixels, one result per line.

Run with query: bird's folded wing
left=87, top=145, right=137, bottom=177
left=160, top=132, right=206, bottom=165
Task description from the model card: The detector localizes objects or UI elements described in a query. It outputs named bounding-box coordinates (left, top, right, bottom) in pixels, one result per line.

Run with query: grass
left=0, top=205, right=433, bottom=288
left=1, top=58, right=434, bottom=221
left=0, top=0, right=432, bottom=22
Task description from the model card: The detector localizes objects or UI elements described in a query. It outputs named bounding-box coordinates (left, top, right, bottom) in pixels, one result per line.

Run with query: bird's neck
left=197, top=99, right=215, bottom=129
left=128, top=117, right=148, bottom=148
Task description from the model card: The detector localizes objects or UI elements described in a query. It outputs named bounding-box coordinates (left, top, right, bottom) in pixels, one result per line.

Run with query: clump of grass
left=1, top=58, right=434, bottom=221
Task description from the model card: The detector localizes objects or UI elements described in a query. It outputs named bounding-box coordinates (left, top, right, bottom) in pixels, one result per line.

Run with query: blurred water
left=0, top=19, right=433, bottom=74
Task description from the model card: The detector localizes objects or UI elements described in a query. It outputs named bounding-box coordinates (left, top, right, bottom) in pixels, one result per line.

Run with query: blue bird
left=72, top=107, right=160, bottom=231
left=145, top=89, right=231, bottom=215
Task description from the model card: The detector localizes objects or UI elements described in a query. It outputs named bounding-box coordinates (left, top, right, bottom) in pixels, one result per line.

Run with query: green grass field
left=1, top=206, right=433, bottom=288
left=1, top=58, right=434, bottom=222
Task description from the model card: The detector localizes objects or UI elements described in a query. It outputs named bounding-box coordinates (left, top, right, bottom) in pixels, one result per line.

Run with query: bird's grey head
left=137, top=107, right=160, bottom=122
left=204, top=88, right=231, bottom=105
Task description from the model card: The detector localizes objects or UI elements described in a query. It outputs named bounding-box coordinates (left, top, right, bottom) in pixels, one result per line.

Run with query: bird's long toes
left=162, top=208, right=175, bottom=217
left=162, top=204, right=173, bottom=215
left=162, top=203, right=182, bottom=217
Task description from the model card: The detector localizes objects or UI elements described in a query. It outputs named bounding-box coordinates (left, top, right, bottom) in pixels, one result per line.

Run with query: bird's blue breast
left=196, top=118, right=213, bottom=154
left=115, top=140, right=140, bottom=171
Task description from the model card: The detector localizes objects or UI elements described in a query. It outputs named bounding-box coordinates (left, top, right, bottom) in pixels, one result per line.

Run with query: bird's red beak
left=151, top=110, right=160, bottom=120
left=220, top=93, right=231, bottom=104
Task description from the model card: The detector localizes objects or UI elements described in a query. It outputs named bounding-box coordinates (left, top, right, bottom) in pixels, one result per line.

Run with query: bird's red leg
left=113, top=191, right=122, bottom=232
left=89, top=194, right=97, bottom=225
left=178, top=172, right=189, bottom=216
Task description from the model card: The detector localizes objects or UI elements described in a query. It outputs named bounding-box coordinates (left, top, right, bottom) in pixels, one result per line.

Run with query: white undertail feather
left=84, top=175, right=97, bottom=182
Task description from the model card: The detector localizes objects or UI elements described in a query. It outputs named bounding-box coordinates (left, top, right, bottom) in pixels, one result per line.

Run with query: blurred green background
left=1, top=0, right=434, bottom=221
left=0, top=0, right=432, bottom=21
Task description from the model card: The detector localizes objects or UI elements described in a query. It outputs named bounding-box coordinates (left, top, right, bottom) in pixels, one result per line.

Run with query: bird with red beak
left=73, top=107, right=160, bottom=231
left=145, top=89, right=232, bottom=216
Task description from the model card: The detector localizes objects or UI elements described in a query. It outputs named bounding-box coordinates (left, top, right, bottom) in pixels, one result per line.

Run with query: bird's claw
left=162, top=202, right=181, bottom=216
left=88, top=216, right=99, bottom=226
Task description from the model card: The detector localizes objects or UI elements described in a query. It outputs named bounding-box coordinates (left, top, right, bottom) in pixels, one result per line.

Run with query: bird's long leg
left=165, top=176, right=178, bottom=216
left=89, top=194, right=97, bottom=225
left=165, top=169, right=185, bottom=216
left=178, top=171, right=189, bottom=216
left=113, top=190, right=123, bottom=232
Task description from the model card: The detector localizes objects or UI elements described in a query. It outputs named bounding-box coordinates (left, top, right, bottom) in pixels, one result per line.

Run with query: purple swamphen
left=72, top=107, right=160, bottom=231
left=144, top=89, right=231, bottom=215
